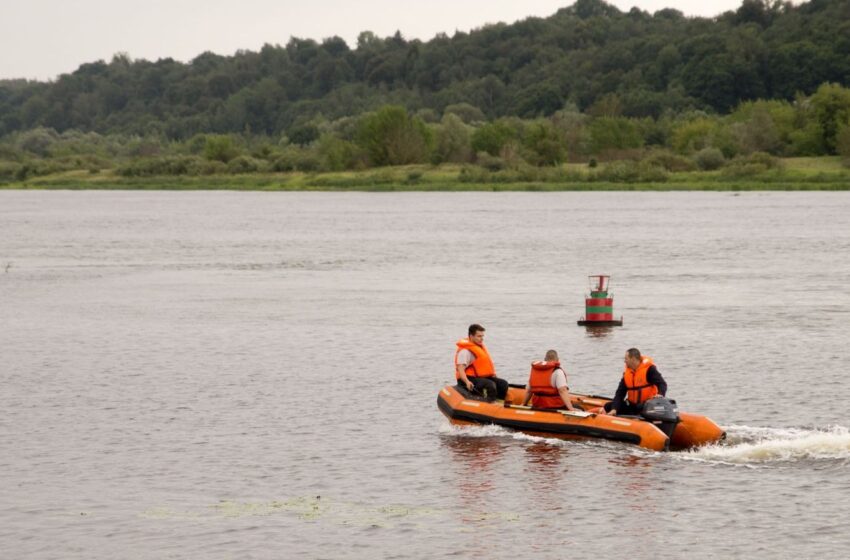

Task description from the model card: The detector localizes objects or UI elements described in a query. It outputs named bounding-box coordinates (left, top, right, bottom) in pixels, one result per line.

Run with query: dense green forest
left=2, top=0, right=849, bottom=136
left=1, top=0, right=850, bottom=184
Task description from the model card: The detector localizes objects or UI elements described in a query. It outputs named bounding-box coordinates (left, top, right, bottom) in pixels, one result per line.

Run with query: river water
left=2, top=191, right=850, bottom=559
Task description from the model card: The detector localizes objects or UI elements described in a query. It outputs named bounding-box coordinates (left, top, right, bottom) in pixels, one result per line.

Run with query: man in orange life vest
left=601, top=347, right=668, bottom=416
left=455, top=324, right=509, bottom=401
left=520, top=349, right=577, bottom=410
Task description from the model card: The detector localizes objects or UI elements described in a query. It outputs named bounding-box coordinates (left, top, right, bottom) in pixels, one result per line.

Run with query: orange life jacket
left=623, top=356, right=659, bottom=405
left=455, top=339, right=495, bottom=379
left=528, top=360, right=567, bottom=409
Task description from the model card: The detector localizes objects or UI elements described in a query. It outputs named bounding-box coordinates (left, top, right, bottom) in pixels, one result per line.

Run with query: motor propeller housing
left=641, top=396, right=680, bottom=439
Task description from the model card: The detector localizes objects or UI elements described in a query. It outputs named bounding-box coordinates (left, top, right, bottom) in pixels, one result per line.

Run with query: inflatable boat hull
left=437, top=385, right=724, bottom=451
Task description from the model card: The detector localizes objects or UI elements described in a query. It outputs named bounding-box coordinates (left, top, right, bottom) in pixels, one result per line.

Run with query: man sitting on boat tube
left=455, top=324, right=509, bottom=401
left=600, top=348, right=668, bottom=416
left=520, top=350, right=577, bottom=410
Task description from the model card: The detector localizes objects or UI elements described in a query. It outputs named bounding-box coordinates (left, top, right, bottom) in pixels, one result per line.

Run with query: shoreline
left=2, top=158, right=849, bottom=191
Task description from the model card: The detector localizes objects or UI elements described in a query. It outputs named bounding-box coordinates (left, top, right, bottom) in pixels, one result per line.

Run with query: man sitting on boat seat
left=520, top=350, right=577, bottom=410
left=455, top=323, right=509, bottom=401
left=600, top=348, right=668, bottom=416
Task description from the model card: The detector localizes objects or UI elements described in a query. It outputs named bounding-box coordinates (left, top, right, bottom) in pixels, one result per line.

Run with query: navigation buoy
left=578, top=275, right=623, bottom=327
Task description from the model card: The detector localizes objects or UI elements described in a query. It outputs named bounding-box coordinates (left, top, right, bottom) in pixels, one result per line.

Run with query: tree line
left=2, top=0, right=850, bottom=183
left=1, top=0, right=849, bottom=141
left=2, top=82, right=849, bottom=183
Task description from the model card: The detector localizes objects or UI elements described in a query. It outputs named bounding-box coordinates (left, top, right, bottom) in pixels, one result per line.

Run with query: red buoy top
left=588, top=275, right=610, bottom=297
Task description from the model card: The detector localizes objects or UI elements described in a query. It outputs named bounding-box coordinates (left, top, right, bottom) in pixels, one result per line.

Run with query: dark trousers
left=604, top=401, right=642, bottom=415
left=461, top=376, right=509, bottom=401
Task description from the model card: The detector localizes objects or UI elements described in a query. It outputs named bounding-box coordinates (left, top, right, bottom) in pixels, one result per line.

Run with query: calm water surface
left=2, top=191, right=850, bottom=559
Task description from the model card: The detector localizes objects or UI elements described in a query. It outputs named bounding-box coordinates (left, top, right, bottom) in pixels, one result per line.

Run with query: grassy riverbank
left=3, top=157, right=849, bottom=191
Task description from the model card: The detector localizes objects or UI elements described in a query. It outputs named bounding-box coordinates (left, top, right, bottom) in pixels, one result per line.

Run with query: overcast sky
left=2, top=0, right=748, bottom=81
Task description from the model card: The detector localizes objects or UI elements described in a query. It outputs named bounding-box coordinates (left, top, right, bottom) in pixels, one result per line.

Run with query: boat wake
left=438, top=422, right=541, bottom=441
left=679, top=425, right=850, bottom=465
left=440, top=422, right=850, bottom=465
left=437, top=422, right=635, bottom=451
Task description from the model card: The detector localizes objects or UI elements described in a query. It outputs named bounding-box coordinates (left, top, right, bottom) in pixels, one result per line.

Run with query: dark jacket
left=610, top=365, right=667, bottom=413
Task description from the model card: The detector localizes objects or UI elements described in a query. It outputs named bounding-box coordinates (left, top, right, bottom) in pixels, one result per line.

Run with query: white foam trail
left=438, top=421, right=850, bottom=463
left=681, top=425, right=850, bottom=464
left=437, top=421, right=643, bottom=453
left=438, top=422, right=545, bottom=441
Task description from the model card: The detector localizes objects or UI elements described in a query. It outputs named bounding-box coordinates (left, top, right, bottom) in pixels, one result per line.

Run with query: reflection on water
left=583, top=326, right=615, bottom=339
left=441, top=434, right=506, bottom=498
left=523, top=442, right=567, bottom=508
left=524, top=442, right=565, bottom=469
left=440, top=434, right=511, bottom=558
left=604, top=454, right=662, bottom=556
left=607, top=455, right=659, bottom=513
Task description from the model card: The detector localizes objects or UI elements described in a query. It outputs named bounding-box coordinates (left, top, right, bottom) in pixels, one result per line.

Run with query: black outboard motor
left=641, top=396, right=680, bottom=439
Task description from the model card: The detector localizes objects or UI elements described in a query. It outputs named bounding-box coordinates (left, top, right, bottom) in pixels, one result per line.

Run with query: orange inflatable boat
left=437, top=384, right=724, bottom=451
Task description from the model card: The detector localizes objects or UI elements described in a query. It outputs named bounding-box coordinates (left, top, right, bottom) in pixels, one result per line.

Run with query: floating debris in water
left=139, top=496, right=519, bottom=528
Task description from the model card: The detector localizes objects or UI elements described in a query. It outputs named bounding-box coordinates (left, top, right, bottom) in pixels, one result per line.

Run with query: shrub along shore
left=3, top=157, right=849, bottom=191
left=3, top=82, right=850, bottom=191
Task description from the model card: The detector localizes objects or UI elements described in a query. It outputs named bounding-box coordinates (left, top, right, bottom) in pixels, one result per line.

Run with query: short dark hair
left=468, top=323, right=485, bottom=336
left=626, top=348, right=641, bottom=360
